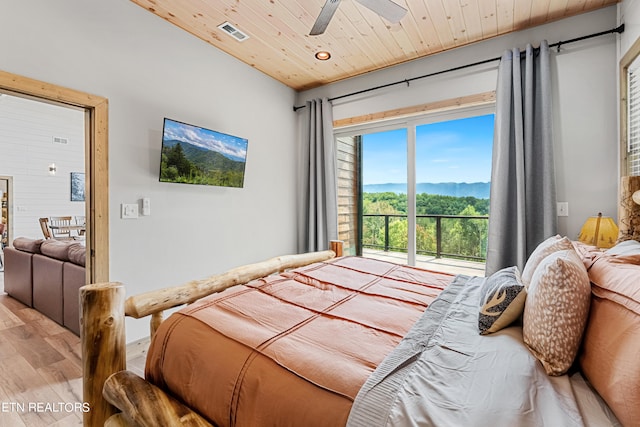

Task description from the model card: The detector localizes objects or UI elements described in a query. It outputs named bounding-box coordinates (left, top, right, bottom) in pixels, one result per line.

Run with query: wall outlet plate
left=557, top=202, right=569, bottom=217
left=121, top=203, right=139, bottom=219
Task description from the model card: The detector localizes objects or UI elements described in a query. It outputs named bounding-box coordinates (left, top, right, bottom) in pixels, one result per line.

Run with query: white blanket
left=347, top=275, right=620, bottom=427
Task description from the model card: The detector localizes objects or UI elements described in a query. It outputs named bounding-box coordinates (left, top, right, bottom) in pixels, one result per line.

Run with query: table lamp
left=578, top=212, right=619, bottom=249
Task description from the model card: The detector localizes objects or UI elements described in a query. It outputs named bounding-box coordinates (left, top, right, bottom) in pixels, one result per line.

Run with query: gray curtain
left=486, top=41, right=557, bottom=275
left=297, top=98, right=338, bottom=252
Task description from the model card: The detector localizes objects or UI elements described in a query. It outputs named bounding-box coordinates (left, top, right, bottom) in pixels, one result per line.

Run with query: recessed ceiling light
left=315, top=51, right=331, bottom=61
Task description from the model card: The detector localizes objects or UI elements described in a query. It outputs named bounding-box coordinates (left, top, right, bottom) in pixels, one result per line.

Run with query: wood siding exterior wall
left=336, top=135, right=359, bottom=255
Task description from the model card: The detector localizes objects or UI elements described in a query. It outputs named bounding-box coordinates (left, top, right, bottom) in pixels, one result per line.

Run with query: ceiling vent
left=218, top=21, right=249, bottom=42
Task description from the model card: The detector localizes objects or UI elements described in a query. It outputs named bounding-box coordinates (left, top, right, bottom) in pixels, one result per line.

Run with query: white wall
left=298, top=6, right=620, bottom=241
left=0, top=0, right=299, bottom=341
left=620, top=0, right=640, bottom=54
left=0, top=95, right=85, bottom=240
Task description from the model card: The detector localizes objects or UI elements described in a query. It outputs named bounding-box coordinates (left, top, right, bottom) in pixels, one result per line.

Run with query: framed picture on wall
left=71, top=172, right=85, bottom=202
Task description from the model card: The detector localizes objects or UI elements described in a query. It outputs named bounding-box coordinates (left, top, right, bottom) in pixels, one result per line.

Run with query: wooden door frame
left=0, top=70, right=109, bottom=283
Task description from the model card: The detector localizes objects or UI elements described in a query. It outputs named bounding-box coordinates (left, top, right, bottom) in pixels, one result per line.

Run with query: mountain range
left=363, top=182, right=490, bottom=199
left=163, top=139, right=245, bottom=173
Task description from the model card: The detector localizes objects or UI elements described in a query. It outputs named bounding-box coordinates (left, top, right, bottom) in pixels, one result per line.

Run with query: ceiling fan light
left=315, top=51, right=331, bottom=61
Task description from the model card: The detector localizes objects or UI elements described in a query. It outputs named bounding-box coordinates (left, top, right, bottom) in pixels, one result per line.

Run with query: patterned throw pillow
left=478, top=266, right=526, bottom=335
left=523, top=248, right=591, bottom=376
left=521, top=235, right=573, bottom=286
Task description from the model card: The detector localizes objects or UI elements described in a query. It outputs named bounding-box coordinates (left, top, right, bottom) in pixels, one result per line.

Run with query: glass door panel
left=415, top=114, right=494, bottom=266
left=361, top=128, right=408, bottom=265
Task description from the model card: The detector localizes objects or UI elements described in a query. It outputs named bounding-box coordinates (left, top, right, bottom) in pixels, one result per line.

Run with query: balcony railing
left=362, top=213, right=489, bottom=262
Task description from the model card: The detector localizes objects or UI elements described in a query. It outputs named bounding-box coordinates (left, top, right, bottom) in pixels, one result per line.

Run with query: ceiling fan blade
left=355, top=0, right=407, bottom=23
left=310, top=0, right=341, bottom=35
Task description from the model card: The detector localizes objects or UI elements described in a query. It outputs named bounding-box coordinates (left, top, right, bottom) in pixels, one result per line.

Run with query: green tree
left=388, top=219, right=408, bottom=251
left=442, top=205, right=487, bottom=258
left=362, top=192, right=489, bottom=260
left=363, top=192, right=407, bottom=214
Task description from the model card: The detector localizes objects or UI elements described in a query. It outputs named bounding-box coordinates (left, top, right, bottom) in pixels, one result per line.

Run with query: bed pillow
left=521, top=235, right=573, bottom=286
left=579, top=253, right=640, bottom=427
left=523, top=248, right=591, bottom=376
left=478, top=266, right=526, bottom=335
left=572, top=240, right=602, bottom=269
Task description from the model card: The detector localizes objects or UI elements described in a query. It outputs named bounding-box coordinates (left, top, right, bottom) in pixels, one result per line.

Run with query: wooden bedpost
left=150, top=311, right=163, bottom=337
left=81, top=282, right=127, bottom=427
left=103, top=371, right=213, bottom=426
left=330, top=240, right=344, bottom=257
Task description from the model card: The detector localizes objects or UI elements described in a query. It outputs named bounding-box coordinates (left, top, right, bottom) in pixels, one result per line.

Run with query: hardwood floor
left=0, top=282, right=148, bottom=427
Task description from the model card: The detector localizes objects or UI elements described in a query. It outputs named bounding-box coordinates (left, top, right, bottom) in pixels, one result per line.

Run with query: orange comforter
left=145, top=256, right=453, bottom=426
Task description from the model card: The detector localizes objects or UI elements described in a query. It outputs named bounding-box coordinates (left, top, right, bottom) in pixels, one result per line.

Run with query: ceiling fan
left=309, top=0, right=407, bottom=36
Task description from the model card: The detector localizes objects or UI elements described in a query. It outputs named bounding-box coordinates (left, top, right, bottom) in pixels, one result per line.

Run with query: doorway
left=0, top=176, right=12, bottom=247
left=0, top=70, right=109, bottom=284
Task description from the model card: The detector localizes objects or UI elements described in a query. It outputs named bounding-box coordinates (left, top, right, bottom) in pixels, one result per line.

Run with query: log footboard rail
left=81, top=241, right=343, bottom=427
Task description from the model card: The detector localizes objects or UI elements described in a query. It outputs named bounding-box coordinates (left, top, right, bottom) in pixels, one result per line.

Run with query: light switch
left=142, top=197, right=151, bottom=216
left=121, top=203, right=139, bottom=219
left=557, top=202, right=569, bottom=217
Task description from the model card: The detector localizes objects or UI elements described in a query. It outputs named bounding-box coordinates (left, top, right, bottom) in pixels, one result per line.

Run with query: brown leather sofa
left=4, top=237, right=86, bottom=335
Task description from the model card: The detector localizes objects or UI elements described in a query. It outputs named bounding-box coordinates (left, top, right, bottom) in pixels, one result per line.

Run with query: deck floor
left=362, top=248, right=486, bottom=277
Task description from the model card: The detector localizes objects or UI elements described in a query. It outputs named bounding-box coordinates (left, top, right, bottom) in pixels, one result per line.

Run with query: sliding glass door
left=337, top=105, right=494, bottom=269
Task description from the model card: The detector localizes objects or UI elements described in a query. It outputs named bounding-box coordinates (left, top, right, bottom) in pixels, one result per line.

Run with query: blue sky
left=163, top=118, right=248, bottom=162
left=362, top=114, right=494, bottom=184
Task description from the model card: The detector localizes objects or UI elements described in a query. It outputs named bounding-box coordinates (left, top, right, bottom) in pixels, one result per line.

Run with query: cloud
left=164, top=120, right=247, bottom=160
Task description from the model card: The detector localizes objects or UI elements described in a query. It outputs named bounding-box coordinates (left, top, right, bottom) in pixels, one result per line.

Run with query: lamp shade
left=577, top=213, right=619, bottom=249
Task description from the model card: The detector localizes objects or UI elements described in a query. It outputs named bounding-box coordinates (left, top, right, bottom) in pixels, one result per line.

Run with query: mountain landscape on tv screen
left=363, top=182, right=490, bottom=199
left=160, top=139, right=246, bottom=187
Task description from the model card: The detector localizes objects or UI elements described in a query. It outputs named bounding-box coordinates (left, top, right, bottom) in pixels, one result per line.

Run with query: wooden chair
left=49, top=216, right=73, bottom=240
left=39, top=217, right=52, bottom=239
left=75, top=215, right=86, bottom=236
left=0, top=223, right=4, bottom=270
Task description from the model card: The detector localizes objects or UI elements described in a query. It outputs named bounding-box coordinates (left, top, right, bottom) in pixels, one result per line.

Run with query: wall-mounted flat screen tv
left=159, top=118, right=248, bottom=188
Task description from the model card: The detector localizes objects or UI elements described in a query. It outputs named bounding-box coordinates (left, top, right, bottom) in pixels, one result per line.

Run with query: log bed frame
left=80, top=241, right=344, bottom=427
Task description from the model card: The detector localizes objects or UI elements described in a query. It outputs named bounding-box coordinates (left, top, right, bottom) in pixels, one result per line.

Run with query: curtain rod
left=293, top=24, right=624, bottom=112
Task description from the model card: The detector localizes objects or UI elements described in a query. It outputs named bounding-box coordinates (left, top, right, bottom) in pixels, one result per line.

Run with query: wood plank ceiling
left=130, top=0, right=619, bottom=91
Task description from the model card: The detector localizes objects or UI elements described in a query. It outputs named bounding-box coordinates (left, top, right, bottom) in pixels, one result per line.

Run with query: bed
left=80, top=237, right=640, bottom=427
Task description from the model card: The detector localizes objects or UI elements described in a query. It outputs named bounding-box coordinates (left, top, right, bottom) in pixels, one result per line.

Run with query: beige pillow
left=523, top=248, right=591, bottom=376
left=521, top=235, right=573, bottom=286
